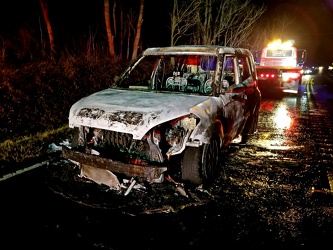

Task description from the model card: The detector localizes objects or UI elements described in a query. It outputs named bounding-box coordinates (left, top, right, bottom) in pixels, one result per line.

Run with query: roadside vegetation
left=0, top=55, right=128, bottom=169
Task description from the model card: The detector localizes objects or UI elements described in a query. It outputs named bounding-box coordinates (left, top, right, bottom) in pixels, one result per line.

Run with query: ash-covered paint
left=105, top=111, right=144, bottom=125
left=69, top=88, right=211, bottom=139
left=77, top=108, right=105, bottom=119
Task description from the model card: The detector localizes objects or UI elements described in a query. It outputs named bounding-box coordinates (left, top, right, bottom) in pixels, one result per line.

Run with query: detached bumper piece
left=61, top=146, right=167, bottom=183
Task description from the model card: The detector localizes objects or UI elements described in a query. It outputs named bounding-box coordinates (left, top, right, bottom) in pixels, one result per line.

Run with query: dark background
left=0, top=0, right=332, bottom=66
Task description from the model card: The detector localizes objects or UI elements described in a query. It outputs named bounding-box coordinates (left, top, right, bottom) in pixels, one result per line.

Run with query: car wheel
left=71, top=127, right=80, bottom=148
left=181, top=137, right=221, bottom=185
left=181, top=146, right=202, bottom=184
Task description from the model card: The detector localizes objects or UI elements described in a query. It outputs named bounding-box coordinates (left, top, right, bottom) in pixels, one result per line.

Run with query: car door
left=218, top=54, right=247, bottom=145
left=237, top=53, right=261, bottom=121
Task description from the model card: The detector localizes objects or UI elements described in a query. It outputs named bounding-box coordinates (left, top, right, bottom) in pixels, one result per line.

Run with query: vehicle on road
left=61, top=45, right=261, bottom=192
left=302, top=66, right=319, bottom=75
left=255, top=39, right=306, bottom=95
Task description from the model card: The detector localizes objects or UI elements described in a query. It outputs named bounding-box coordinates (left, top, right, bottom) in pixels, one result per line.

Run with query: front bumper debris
left=61, top=146, right=167, bottom=183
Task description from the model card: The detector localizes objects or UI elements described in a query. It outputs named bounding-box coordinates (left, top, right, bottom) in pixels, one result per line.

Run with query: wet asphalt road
left=1, top=71, right=333, bottom=249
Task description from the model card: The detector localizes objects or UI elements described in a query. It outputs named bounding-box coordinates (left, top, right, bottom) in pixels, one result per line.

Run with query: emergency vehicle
left=255, top=39, right=306, bottom=95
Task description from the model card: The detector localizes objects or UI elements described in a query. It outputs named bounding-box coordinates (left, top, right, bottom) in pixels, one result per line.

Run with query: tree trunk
left=104, top=0, right=115, bottom=57
left=119, top=2, right=124, bottom=59
left=39, top=0, right=56, bottom=59
left=131, top=0, right=144, bottom=60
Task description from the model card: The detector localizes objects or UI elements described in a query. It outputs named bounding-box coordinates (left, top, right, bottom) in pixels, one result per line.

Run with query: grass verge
left=0, top=125, right=73, bottom=172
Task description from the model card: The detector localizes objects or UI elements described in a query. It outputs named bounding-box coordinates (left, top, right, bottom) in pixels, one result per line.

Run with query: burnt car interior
left=118, top=55, right=219, bottom=94
left=117, top=53, right=249, bottom=97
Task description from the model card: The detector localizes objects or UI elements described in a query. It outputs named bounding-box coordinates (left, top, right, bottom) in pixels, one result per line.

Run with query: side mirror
left=218, top=79, right=229, bottom=95
left=113, top=75, right=120, bottom=82
left=110, top=75, right=120, bottom=87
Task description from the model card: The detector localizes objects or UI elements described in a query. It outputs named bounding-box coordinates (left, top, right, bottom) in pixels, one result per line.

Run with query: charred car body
left=62, top=45, right=261, bottom=191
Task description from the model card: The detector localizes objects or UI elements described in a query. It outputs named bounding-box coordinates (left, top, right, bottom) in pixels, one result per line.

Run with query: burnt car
left=61, top=45, right=261, bottom=191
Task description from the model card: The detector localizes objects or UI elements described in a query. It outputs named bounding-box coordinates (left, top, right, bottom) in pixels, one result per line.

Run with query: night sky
left=0, top=0, right=332, bottom=66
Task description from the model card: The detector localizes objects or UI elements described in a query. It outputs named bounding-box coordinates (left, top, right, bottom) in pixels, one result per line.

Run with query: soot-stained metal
left=62, top=45, right=261, bottom=193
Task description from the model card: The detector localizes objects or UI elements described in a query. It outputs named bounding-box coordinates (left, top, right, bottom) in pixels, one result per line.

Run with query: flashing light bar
left=267, top=39, right=295, bottom=50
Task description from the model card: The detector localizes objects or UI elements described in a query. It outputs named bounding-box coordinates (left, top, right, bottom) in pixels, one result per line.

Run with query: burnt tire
left=71, top=127, right=80, bottom=148
left=181, top=146, right=202, bottom=185
left=182, top=137, right=221, bottom=185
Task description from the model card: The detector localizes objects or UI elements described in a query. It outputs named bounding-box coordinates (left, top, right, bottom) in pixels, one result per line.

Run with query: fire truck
left=254, top=40, right=307, bottom=95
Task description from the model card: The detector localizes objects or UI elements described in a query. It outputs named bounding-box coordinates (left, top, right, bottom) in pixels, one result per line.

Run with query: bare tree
left=171, top=0, right=266, bottom=48
left=131, top=0, right=144, bottom=60
left=248, top=3, right=298, bottom=52
left=39, top=0, right=56, bottom=59
left=104, top=0, right=116, bottom=57
left=86, top=26, right=98, bottom=58
left=169, top=0, right=199, bottom=46
left=266, top=10, right=297, bottom=42
left=223, top=2, right=266, bottom=47
left=245, top=24, right=268, bottom=52
left=126, top=8, right=138, bottom=59
left=119, top=2, right=124, bottom=59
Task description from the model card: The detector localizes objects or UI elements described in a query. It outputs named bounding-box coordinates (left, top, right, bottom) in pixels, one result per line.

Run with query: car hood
left=69, top=88, right=210, bottom=139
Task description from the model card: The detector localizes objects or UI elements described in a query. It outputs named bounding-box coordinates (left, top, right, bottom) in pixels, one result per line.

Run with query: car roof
left=143, top=45, right=238, bottom=56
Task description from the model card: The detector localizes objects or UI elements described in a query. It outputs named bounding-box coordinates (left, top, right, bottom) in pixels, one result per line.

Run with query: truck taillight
left=259, top=73, right=276, bottom=78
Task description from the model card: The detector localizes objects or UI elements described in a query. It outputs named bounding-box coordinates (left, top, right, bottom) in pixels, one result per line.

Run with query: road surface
left=1, top=70, right=333, bottom=249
